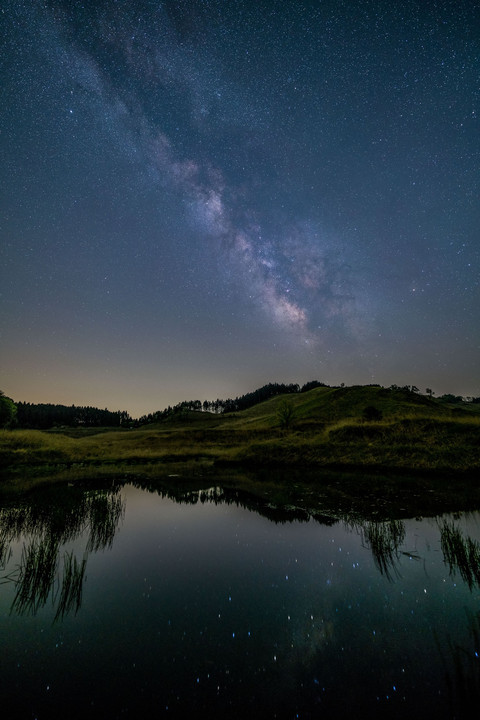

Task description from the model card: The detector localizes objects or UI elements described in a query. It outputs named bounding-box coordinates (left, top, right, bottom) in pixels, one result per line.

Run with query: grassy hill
left=220, top=385, right=457, bottom=427
left=1, top=385, right=479, bottom=499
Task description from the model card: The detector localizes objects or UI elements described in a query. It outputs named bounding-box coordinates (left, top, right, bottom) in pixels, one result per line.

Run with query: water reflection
left=440, top=519, right=480, bottom=590
left=129, top=479, right=323, bottom=525
left=353, top=519, right=406, bottom=581
left=0, top=485, right=124, bottom=619
left=1, top=480, right=480, bottom=717
left=0, top=484, right=478, bottom=604
left=3, top=482, right=480, bottom=618
left=12, top=535, right=59, bottom=616
left=140, top=482, right=412, bottom=581
left=350, top=514, right=480, bottom=588
left=85, top=492, right=125, bottom=552
left=54, top=550, right=88, bottom=621
left=436, top=609, right=480, bottom=715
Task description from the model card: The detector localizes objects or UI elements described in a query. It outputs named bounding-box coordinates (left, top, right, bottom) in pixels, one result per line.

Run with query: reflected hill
left=122, top=477, right=480, bottom=591
left=2, top=479, right=480, bottom=624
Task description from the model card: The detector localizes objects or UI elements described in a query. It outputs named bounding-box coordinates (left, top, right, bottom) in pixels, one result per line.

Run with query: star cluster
left=1, top=0, right=478, bottom=414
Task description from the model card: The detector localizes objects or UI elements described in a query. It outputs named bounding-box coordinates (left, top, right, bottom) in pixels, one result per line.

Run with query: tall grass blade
left=358, top=519, right=406, bottom=581
left=440, top=520, right=480, bottom=590
left=54, top=550, right=88, bottom=621
left=86, top=492, right=125, bottom=552
left=11, top=536, right=59, bottom=615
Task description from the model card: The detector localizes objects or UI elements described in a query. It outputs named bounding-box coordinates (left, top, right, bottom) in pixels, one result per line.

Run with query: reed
left=86, top=490, right=126, bottom=552
left=11, top=536, right=59, bottom=615
left=356, top=519, right=406, bottom=580
left=54, top=550, right=88, bottom=621
left=440, top=520, right=480, bottom=590
left=1, top=485, right=125, bottom=618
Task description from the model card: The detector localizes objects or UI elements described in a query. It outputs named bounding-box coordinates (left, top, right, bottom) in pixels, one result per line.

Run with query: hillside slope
left=1, top=386, right=479, bottom=497
left=218, top=385, right=456, bottom=429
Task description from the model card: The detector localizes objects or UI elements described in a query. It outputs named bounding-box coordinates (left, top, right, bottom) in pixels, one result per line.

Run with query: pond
left=1, top=480, right=479, bottom=718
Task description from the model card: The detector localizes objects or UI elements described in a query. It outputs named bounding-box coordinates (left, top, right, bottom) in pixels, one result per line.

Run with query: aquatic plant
left=1, top=485, right=125, bottom=619
left=440, top=520, right=480, bottom=590
left=357, top=519, right=406, bottom=581
left=86, top=490, right=125, bottom=552
left=11, top=536, right=59, bottom=615
left=54, top=550, right=88, bottom=621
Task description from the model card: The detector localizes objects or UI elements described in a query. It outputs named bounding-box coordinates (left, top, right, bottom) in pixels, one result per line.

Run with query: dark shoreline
left=2, top=461, right=479, bottom=522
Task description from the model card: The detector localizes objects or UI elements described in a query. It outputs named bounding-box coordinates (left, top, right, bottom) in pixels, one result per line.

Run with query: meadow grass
left=1, top=386, right=479, bottom=497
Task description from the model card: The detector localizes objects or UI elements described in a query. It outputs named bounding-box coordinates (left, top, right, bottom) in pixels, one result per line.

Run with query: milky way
left=1, top=1, right=478, bottom=414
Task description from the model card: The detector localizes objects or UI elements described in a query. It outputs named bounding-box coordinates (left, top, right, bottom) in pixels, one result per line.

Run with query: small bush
left=362, top=406, right=383, bottom=422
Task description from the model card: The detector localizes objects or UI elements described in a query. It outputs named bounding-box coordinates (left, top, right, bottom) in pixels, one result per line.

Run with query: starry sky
left=1, top=0, right=479, bottom=417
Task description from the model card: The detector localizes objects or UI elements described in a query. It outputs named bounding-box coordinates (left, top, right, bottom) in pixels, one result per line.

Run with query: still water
left=1, top=481, right=479, bottom=719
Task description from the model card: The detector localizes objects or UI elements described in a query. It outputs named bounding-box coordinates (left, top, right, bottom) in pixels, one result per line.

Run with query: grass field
left=1, top=386, right=479, bottom=506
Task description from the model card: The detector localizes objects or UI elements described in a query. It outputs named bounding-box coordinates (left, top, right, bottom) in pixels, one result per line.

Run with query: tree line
left=136, top=381, right=329, bottom=425
left=13, top=402, right=131, bottom=429
left=1, top=383, right=479, bottom=430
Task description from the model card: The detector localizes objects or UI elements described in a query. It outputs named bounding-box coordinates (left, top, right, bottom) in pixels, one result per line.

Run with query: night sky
left=1, top=0, right=479, bottom=417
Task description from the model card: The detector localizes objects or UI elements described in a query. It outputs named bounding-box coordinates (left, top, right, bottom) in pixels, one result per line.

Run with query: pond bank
left=2, top=459, right=479, bottom=523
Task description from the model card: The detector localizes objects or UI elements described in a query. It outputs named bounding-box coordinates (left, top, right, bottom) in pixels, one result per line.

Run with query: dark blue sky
left=1, top=0, right=479, bottom=415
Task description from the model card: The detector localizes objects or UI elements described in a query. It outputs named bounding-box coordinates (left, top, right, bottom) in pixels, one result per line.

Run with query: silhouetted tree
left=0, top=391, right=17, bottom=428
left=438, top=394, right=464, bottom=404
left=276, top=399, right=296, bottom=432
left=300, top=380, right=328, bottom=392
left=15, top=402, right=130, bottom=429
